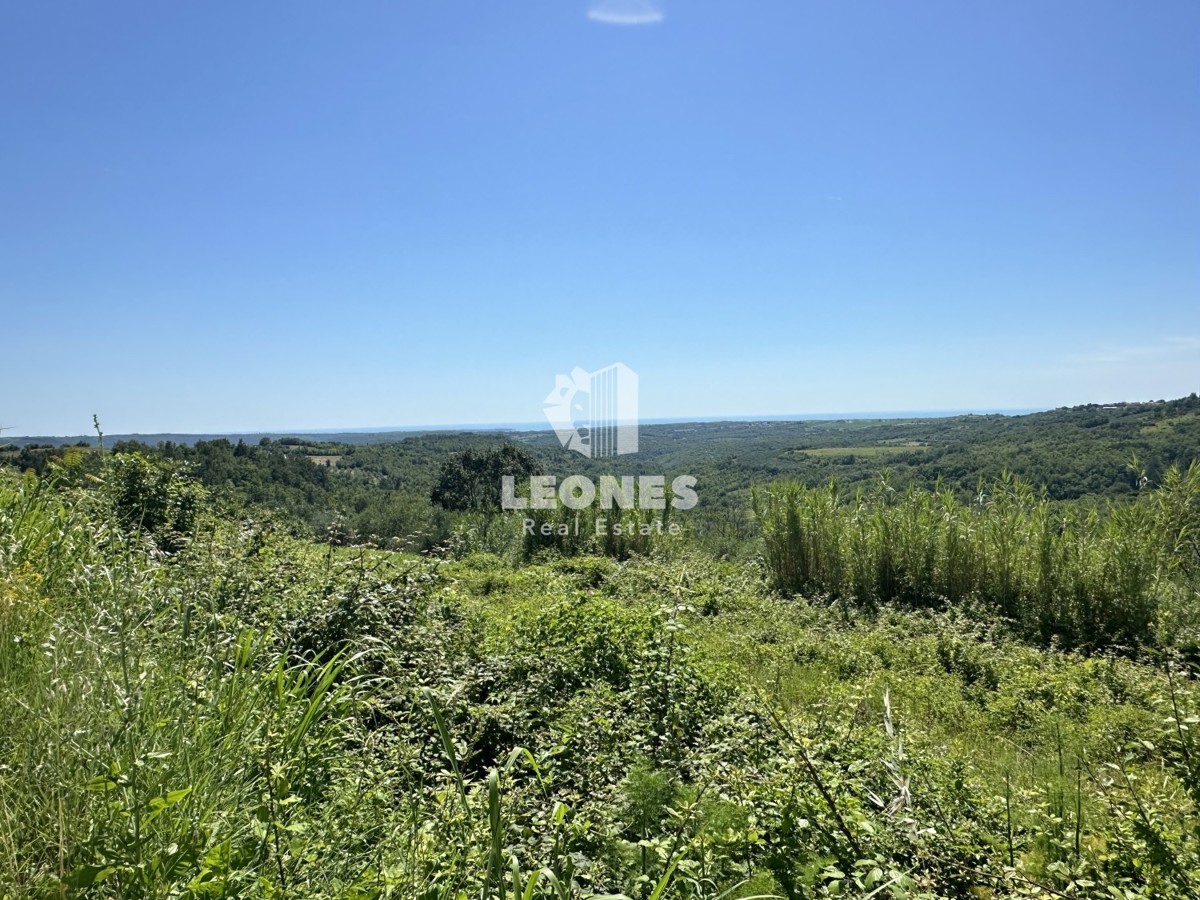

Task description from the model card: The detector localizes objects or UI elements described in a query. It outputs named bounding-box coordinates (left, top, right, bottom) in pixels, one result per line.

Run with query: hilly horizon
left=5, top=396, right=1182, bottom=446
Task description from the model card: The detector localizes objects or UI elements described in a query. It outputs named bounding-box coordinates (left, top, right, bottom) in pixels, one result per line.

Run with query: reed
left=754, top=465, right=1199, bottom=648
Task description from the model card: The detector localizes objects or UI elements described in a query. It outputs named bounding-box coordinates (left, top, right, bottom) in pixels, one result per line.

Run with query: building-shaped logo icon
left=544, top=363, right=639, bottom=457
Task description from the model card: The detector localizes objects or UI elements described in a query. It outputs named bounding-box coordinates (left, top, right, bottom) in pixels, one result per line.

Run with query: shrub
left=101, top=452, right=207, bottom=552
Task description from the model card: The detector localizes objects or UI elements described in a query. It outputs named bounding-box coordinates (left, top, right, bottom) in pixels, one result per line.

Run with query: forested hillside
left=6, top=396, right=1199, bottom=553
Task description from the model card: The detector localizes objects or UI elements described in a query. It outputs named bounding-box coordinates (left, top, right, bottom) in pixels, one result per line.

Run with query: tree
left=431, top=444, right=537, bottom=514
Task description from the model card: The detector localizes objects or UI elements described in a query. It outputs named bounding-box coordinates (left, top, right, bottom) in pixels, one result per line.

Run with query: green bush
left=102, top=452, right=207, bottom=553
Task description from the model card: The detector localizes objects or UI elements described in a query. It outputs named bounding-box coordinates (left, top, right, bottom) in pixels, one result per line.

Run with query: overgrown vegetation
left=754, top=464, right=1200, bottom=650
left=3, top=402, right=1200, bottom=897
left=7, top=395, right=1200, bottom=556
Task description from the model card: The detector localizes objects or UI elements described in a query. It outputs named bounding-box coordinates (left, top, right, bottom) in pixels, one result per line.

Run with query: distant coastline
left=7, top=407, right=1050, bottom=444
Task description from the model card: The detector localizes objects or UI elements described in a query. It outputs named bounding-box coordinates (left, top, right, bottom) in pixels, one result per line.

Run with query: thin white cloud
left=587, top=0, right=663, bottom=25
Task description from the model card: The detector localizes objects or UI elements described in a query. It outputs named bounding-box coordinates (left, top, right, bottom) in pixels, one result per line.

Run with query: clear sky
left=2, top=0, right=1198, bottom=435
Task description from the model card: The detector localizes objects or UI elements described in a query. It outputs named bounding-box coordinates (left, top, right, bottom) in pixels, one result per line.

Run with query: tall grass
left=753, top=463, right=1200, bottom=648
left=0, top=468, right=364, bottom=896
left=6, top=454, right=1200, bottom=896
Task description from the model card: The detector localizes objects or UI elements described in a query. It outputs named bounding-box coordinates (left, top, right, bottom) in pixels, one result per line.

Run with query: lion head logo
left=544, top=367, right=594, bottom=457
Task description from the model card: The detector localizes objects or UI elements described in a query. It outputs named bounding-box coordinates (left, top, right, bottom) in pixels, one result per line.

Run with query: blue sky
left=2, top=0, right=1198, bottom=435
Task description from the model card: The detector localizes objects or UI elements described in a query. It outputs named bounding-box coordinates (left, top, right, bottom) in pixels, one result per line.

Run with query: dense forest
left=2, top=397, right=1200, bottom=897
